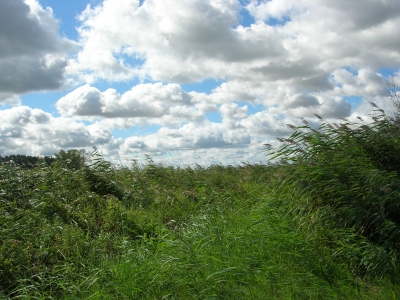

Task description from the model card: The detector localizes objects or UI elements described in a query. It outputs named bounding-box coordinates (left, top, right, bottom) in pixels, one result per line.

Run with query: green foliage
left=2, top=88, right=400, bottom=299
left=1, top=149, right=279, bottom=298
left=266, top=94, right=400, bottom=278
left=90, top=204, right=347, bottom=299
left=1, top=155, right=398, bottom=299
left=53, top=149, right=87, bottom=171
left=84, top=147, right=124, bottom=200
left=0, top=154, right=55, bottom=168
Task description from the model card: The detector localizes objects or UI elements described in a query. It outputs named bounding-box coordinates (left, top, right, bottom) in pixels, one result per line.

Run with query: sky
left=0, top=0, right=400, bottom=166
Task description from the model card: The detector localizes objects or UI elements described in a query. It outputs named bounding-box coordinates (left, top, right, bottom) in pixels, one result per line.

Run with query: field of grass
left=1, top=92, right=400, bottom=299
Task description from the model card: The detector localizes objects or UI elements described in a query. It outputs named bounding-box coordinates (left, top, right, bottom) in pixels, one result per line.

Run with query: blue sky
left=39, top=0, right=91, bottom=39
left=1, top=0, right=399, bottom=166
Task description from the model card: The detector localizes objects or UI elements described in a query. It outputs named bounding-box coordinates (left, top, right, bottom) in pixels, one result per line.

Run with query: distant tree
left=0, top=154, right=55, bottom=168
left=53, top=149, right=87, bottom=171
left=43, top=156, right=56, bottom=166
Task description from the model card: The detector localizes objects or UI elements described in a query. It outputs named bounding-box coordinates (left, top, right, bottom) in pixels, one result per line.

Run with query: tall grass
left=266, top=89, right=400, bottom=279
left=79, top=195, right=397, bottom=299
left=1, top=87, right=400, bottom=298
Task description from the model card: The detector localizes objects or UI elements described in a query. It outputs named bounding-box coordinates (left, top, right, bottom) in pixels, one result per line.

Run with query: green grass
left=1, top=90, right=400, bottom=298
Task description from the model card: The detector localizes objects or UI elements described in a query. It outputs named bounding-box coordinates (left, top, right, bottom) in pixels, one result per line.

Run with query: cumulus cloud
left=0, top=106, right=111, bottom=155
left=56, top=82, right=207, bottom=126
left=0, top=93, right=21, bottom=105
left=332, top=68, right=388, bottom=97
left=65, top=0, right=399, bottom=127
left=1, top=0, right=400, bottom=166
left=239, top=110, right=291, bottom=137
left=0, top=105, right=259, bottom=165
left=0, top=0, right=73, bottom=104
left=282, top=94, right=319, bottom=109
left=69, top=0, right=400, bottom=90
left=119, top=121, right=251, bottom=154
left=68, top=0, right=286, bottom=83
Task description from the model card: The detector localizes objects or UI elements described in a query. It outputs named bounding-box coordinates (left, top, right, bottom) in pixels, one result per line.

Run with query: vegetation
left=1, top=88, right=400, bottom=299
left=0, top=154, right=55, bottom=169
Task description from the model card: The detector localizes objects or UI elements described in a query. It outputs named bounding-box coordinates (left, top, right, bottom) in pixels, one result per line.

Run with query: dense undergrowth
left=1, top=89, right=400, bottom=299
left=266, top=92, right=400, bottom=280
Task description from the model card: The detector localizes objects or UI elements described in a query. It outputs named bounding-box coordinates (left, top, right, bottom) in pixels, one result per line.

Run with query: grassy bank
left=1, top=96, right=400, bottom=298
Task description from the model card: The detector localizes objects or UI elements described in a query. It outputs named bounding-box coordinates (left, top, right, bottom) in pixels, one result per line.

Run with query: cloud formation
left=0, top=106, right=115, bottom=156
left=0, top=0, right=73, bottom=104
left=70, top=0, right=400, bottom=87
left=68, top=0, right=286, bottom=83
left=56, top=83, right=206, bottom=127
left=1, top=0, right=400, bottom=166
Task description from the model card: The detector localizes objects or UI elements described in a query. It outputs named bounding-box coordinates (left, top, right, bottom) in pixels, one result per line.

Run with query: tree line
left=0, top=154, right=56, bottom=168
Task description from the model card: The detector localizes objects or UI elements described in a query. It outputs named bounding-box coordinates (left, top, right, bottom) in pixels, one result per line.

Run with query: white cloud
left=69, top=0, right=400, bottom=88
left=0, top=93, right=21, bottom=106
left=246, top=0, right=298, bottom=22
left=0, top=0, right=74, bottom=103
left=66, top=0, right=399, bottom=129
left=239, top=109, right=291, bottom=137
left=56, top=82, right=207, bottom=126
left=68, top=0, right=286, bottom=83
left=332, top=68, right=388, bottom=97
left=118, top=120, right=251, bottom=154
left=1, top=0, right=400, bottom=166
left=0, top=106, right=111, bottom=156
left=272, top=93, right=351, bottom=118
left=220, top=103, right=248, bottom=119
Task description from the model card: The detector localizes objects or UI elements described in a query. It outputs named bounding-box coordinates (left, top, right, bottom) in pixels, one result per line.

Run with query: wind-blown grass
left=265, top=90, right=400, bottom=279
left=1, top=89, right=400, bottom=298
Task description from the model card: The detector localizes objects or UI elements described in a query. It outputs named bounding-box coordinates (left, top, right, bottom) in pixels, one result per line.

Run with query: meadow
left=1, top=91, right=400, bottom=299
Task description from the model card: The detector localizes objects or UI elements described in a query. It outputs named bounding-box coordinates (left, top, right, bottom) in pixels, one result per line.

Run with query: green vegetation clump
left=0, top=154, right=55, bottom=168
left=266, top=90, right=400, bottom=280
left=1, top=88, right=400, bottom=299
